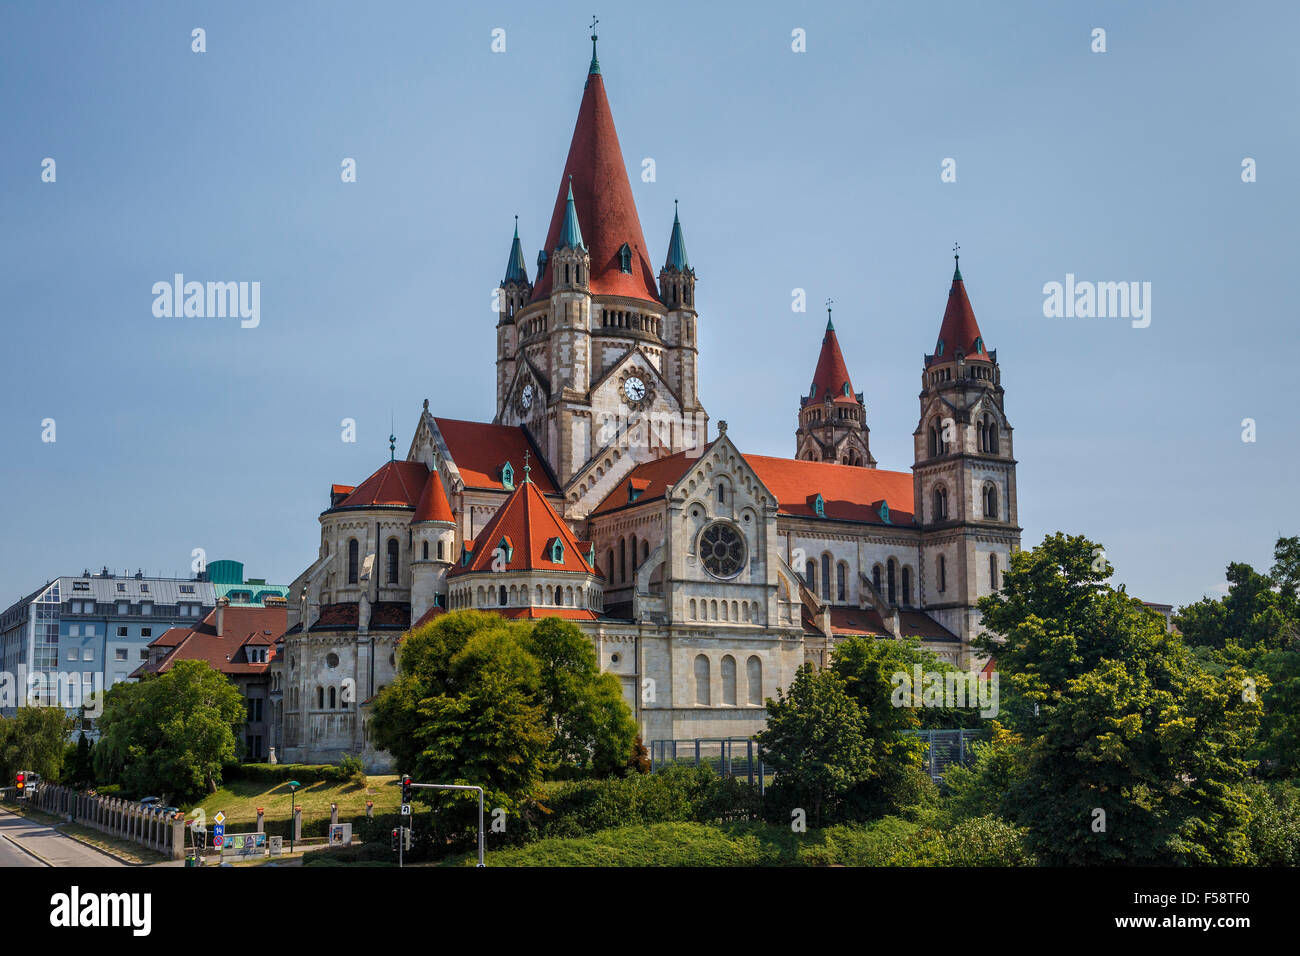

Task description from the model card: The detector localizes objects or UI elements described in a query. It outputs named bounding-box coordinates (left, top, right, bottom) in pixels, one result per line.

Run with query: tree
left=975, top=533, right=1263, bottom=864
left=0, top=707, right=76, bottom=784
left=65, top=730, right=95, bottom=788
left=93, top=660, right=245, bottom=800
left=522, top=617, right=637, bottom=776
left=755, top=664, right=874, bottom=827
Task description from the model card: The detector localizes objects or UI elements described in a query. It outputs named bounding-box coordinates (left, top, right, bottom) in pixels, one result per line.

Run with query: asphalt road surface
left=0, top=805, right=124, bottom=867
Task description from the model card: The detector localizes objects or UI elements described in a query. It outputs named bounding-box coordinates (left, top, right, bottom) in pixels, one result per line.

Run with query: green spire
left=504, top=215, right=528, bottom=284
left=558, top=177, right=585, bottom=250
left=825, top=298, right=834, bottom=331
left=589, top=16, right=600, bottom=75
left=953, top=242, right=962, bottom=281
left=665, top=199, right=690, bottom=271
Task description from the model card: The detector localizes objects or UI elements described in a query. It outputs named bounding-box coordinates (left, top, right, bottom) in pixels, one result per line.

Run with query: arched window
left=437, top=540, right=445, bottom=560
left=902, top=567, right=912, bottom=606
left=938, top=554, right=947, bottom=593
left=386, top=538, right=400, bottom=584
left=347, top=539, right=359, bottom=584
left=630, top=535, right=638, bottom=576
left=499, top=585, right=507, bottom=606
left=821, top=554, right=831, bottom=600
left=316, top=686, right=323, bottom=709
left=328, top=686, right=336, bottom=709
left=836, top=562, right=847, bottom=602
left=990, top=553, right=999, bottom=591
left=804, top=559, right=815, bottom=589
left=620, top=538, right=627, bottom=583
left=606, top=549, right=614, bottom=582
left=694, top=655, right=710, bottom=705
left=422, top=541, right=429, bottom=560
left=933, top=486, right=948, bottom=521
left=721, top=655, right=737, bottom=706
left=718, top=482, right=727, bottom=505
left=887, top=559, right=897, bottom=605
left=872, top=564, right=882, bottom=596
left=747, top=656, right=762, bottom=705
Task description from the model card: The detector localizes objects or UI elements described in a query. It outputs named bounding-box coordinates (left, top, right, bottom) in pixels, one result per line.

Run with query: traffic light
left=401, top=775, right=412, bottom=804
left=15, top=772, right=24, bottom=793
left=390, top=828, right=399, bottom=851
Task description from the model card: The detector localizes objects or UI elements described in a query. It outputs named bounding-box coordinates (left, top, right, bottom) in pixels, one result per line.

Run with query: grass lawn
left=186, top=775, right=401, bottom=830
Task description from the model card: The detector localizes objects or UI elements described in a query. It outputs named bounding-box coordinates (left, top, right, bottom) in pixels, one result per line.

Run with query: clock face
left=521, top=384, right=534, bottom=409
left=623, top=376, right=646, bottom=403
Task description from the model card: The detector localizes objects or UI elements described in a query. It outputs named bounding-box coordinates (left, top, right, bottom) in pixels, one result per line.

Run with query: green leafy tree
left=65, top=730, right=95, bottom=788
left=0, top=707, right=76, bottom=783
left=93, top=660, right=245, bottom=800
left=975, top=533, right=1263, bottom=864
left=756, top=664, right=875, bottom=827
left=522, top=617, right=637, bottom=776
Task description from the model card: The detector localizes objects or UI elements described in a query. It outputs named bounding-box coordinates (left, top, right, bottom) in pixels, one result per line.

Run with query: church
left=280, top=37, right=1021, bottom=770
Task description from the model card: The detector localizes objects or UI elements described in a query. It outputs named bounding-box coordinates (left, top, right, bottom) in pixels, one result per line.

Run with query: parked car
left=139, top=796, right=160, bottom=806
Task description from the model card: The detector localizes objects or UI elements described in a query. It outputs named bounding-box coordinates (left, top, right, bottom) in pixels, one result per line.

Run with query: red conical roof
left=336, top=460, right=428, bottom=509
left=447, top=478, right=599, bottom=579
left=412, top=471, right=454, bottom=524
left=530, top=70, right=661, bottom=305
left=808, top=319, right=857, bottom=404
left=933, top=263, right=990, bottom=361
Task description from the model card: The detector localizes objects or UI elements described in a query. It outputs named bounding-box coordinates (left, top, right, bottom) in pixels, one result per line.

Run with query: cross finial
left=523, top=449, right=532, bottom=483
left=588, top=16, right=600, bottom=74
left=952, top=243, right=962, bottom=280
left=953, top=242, right=960, bottom=261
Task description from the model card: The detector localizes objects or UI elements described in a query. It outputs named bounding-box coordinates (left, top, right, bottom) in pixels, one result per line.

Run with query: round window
left=325, top=652, right=339, bottom=668
left=699, top=522, right=746, bottom=579
left=610, top=653, right=621, bottom=665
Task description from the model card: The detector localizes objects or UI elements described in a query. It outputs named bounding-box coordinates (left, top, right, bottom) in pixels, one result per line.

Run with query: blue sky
left=1, top=1, right=1296, bottom=608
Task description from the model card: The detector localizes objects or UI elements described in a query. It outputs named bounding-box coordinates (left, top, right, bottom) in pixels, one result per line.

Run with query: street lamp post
left=287, top=780, right=300, bottom=855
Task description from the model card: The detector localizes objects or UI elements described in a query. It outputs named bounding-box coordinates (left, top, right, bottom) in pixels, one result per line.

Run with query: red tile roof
left=829, top=606, right=891, bottom=636
left=448, top=478, right=598, bottom=578
left=590, top=445, right=715, bottom=516
left=413, top=471, right=454, bottom=523
left=529, top=70, right=661, bottom=306
left=897, top=611, right=959, bottom=642
left=307, top=601, right=410, bottom=631
left=336, top=460, right=429, bottom=509
left=807, top=321, right=858, bottom=405
left=137, top=605, right=287, bottom=677
left=932, top=269, right=991, bottom=362
left=743, top=455, right=915, bottom=526
left=498, top=607, right=599, bottom=621
left=433, top=418, right=557, bottom=493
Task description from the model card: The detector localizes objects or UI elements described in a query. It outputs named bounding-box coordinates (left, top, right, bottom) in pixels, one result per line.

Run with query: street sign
left=269, top=836, right=283, bottom=855
left=401, top=803, right=411, bottom=816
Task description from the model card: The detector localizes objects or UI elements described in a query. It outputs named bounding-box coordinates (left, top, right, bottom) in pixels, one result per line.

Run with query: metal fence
left=649, top=737, right=767, bottom=790
left=651, top=729, right=987, bottom=789
left=907, top=729, right=988, bottom=780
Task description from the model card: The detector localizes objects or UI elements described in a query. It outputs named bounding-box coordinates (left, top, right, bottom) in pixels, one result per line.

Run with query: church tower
left=496, top=218, right=531, bottom=415
left=492, top=30, right=708, bottom=486
left=659, top=201, right=702, bottom=414
left=913, top=252, right=1020, bottom=657
left=795, top=307, right=874, bottom=467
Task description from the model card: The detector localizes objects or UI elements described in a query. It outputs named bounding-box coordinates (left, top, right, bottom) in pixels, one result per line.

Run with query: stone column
left=170, top=817, right=185, bottom=861
left=256, top=808, right=265, bottom=833
left=293, top=806, right=302, bottom=843
left=330, top=803, right=338, bottom=827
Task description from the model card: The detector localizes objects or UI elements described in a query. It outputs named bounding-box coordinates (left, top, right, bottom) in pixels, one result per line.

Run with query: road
left=0, top=805, right=124, bottom=867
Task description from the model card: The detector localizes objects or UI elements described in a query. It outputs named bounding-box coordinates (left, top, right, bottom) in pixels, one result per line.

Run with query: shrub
left=1245, top=780, right=1300, bottom=866
left=221, top=763, right=353, bottom=786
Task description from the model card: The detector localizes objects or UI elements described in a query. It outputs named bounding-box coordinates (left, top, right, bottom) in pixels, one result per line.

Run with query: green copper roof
left=504, top=217, right=528, bottom=284
left=558, top=180, right=585, bottom=250
left=589, top=29, right=600, bottom=75
left=665, top=201, right=690, bottom=271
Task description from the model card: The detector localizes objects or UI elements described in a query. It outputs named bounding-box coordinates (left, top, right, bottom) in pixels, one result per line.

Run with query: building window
left=117, top=626, right=127, bottom=636
left=694, top=654, right=710, bottom=706
left=618, top=243, right=632, bottom=273
left=983, top=483, right=999, bottom=519
left=747, top=656, right=762, bottom=705
left=422, top=541, right=429, bottom=560
left=115, top=648, right=128, bottom=661
left=67, top=648, right=78, bottom=661
left=84, top=648, right=94, bottom=661
left=328, top=686, right=337, bottom=709
left=117, top=602, right=128, bottom=615
left=69, top=625, right=79, bottom=637
left=872, top=564, right=882, bottom=596
left=820, top=554, right=831, bottom=600
left=803, top=559, right=815, bottom=588
left=990, top=554, right=999, bottom=591
left=140, top=602, right=152, bottom=615
left=721, top=655, right=737, bottom=706
left=387, top=538, right=400, bottom=584
left=938, top=554, right=947, bottom=593
left=141, top=627, right=151, bottom=638
left=348, top=539, right=359, bottom=584
left=836, top=562, right=847, bottom=602
left=902, top=567, right=912, bottom=606
left=933, top=486, right=948, bottom=521
left=887, top=559, right=897, bottom=606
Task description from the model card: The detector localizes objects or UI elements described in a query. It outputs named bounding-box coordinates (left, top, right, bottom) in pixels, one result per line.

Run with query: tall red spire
left=932, top=251, right=990, bottom=361
left=808, top=310, right=857, bottom=404
left=530, top=62, right=660, bottom=305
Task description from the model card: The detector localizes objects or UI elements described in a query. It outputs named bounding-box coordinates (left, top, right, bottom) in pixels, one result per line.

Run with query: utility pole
left=403, top=780, right=487, bottom=867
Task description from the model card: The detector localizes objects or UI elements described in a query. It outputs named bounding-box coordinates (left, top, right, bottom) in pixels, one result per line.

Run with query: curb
left=0, top=831, right=56, bottom=867
left=0, top=805, right=156, bottom=867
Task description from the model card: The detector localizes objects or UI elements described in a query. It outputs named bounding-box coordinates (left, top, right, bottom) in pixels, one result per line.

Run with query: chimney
left=216, top=596, right=230, bottom=636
